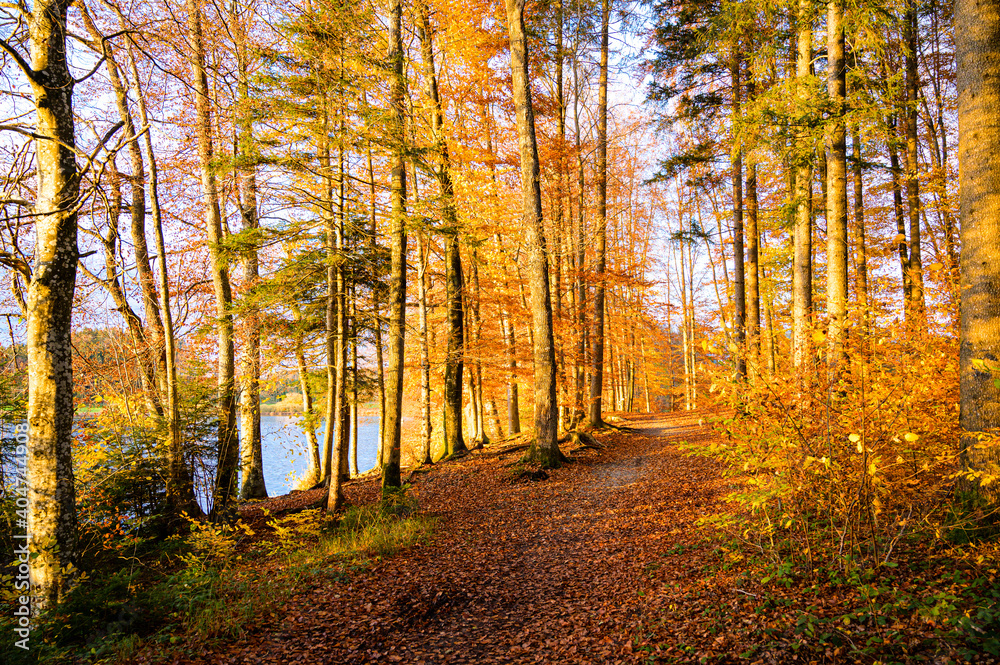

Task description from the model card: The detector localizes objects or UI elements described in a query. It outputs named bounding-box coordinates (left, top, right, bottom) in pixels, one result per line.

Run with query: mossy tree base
left=521, top=441, right=566, bottom=468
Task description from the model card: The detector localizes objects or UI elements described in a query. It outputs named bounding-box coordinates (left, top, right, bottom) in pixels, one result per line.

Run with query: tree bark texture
left=505, top=0, right=560, bottom=464
left=587, top=0, right=611, bottom=427
left=731, top=45, right=747, bottom=381
left=956, top=0, right=1000, bottom=493
left=904, top=3, right=927, bottom=325
left=24, top=0, right=80, bottom=608
left=187, top=0, right=238, bottom=519
left=235, top=18, right=266, bottom=500
left=382, top=0, right=408, bottom=489
left=826, top=0, right=848, bottom=372
left=416, top=2, right=466, bottom=457
left=791, top=0, right=813, bottom=380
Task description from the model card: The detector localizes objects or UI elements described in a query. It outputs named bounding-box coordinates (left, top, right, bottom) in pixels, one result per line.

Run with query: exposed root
left=558, top=430, right=605, bottom=449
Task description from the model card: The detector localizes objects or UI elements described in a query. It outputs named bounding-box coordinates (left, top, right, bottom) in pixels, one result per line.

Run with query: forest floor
left=172, top=411, right=997, bottom=665
left=187, top=411, right=744, bottom=664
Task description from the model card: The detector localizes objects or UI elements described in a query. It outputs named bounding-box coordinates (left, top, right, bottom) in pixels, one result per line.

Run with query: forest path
left=204, top=411, right=731, bottom=664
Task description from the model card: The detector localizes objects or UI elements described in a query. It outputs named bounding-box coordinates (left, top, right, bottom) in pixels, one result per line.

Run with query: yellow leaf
left=929, top=262, right=944, bottom=271
left=869, top=462, right=878, bottom=475
left=856, top=441, right=864, bottom=454
left=812, top=330, right=826, bottom=344
left=893, top=233, right=906, bottom=245
left=701, top=339, right=709, bottom=352
left=903, top=432, right=920, bottom=442
left=849, top=433, right=861, bottom=443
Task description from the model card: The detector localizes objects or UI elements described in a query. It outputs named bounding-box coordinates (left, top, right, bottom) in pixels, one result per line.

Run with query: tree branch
left=0, top=36, right=38, bottom=85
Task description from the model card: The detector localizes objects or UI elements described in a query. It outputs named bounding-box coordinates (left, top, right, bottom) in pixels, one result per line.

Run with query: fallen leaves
left=165, top=411, right=994, bottom=665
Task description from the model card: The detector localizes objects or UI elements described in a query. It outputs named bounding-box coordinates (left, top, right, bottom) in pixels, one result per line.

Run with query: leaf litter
left=173, top=412, right=997, bottom=664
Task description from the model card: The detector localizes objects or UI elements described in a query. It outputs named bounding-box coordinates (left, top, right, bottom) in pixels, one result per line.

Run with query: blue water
left=258, top=415, right=380, bottom=496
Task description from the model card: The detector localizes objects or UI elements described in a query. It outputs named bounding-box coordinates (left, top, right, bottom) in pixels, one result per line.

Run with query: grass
left=0, top=497, right=436, bottom=665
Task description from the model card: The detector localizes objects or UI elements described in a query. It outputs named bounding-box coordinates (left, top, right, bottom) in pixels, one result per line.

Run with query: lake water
left=258, top=415, right=380, bottom=496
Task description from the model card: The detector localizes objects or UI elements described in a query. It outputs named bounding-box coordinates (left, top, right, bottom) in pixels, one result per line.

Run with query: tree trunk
left=792, top=0, right=814, bottom=382
left=295, top=331, right=321, bottom=486
left=730, top=45, right=747, bottom=382
left=746, top=161, right=760, bottom=381
left=416, top=1, right=465, bottom=457
left=235, top=15, right=266, bottom=500
left=503, top=311, right=521, bottom=434
left=956, top=0, right=1000, bottom=494
left=904, top=2, right=927, bottom=326
left=505, top=0, right=560, bottom=464
left=80, top=6, right=168, bottom=416
left=469, top=252, right=489, bottom=446
left=366, top=139, right=387, bottom=470
left=888, top=113, right=913, bottom=310
left=122, top=35, right=195, bottom=514
left=851, top=129, right=869, bottom=317
left=350, top=289, right=359, bottom=477
left=22, top=0, right=80, bottom=607
left=572, top=43, right=588, bottom=428
left=417, top=230, right=433, bottom=464
left=187, top=0, right=238, bottom=519
left=826, top=0, right=848, bottom=373
left=587, top=0, right=610, bottom=428
left=382, top=0, right=408, bottom=490
left=334, top=118, right=350, bottom=485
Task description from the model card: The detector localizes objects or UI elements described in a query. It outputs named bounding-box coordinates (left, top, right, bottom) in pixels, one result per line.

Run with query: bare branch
left=0, top=36, right=37, bottom=84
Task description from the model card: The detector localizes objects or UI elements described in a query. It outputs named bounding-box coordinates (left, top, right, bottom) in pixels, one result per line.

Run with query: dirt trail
left=201, top=412, right=730, bottom=664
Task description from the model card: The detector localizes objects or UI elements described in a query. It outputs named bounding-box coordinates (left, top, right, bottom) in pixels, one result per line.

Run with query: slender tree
left=587, top=0, right=610, bottom=427
left=234, top=6, right=267, bottom=500
left=381, top=0, right=408, bottom=489
left=416, top=0, right=466, bottom=457
left=187, top=0, right=239, bottom=519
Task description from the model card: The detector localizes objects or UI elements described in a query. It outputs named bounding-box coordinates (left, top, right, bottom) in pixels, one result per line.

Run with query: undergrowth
left=0, top=490, right=435, bottom=664
left=680, top=329, right=1000, bottom=662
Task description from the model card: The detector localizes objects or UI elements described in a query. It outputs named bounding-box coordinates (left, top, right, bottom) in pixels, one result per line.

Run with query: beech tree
left=380, top=0, right=408, bottom=491
left=505, top=0, right=560, bottom=465
left=587, top=0, right=610, bottom=428
left=956, top=0, right=1000, bottom=493
left=2, top=0, right=82, bottom=608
